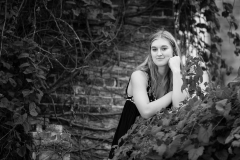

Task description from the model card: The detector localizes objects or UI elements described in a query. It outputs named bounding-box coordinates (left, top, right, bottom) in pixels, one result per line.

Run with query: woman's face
left=151, top=37, right=173, bottom=67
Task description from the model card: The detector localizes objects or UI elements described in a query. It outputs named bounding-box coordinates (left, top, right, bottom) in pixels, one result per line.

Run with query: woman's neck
left=157, top=66, right=169, bottom=76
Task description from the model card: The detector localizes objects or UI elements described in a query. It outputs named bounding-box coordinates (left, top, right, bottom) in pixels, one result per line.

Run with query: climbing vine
left=0, top=0, right=239, bottom=159
left=0, top=0, right=122, bottom=159
left=113, top=68, right=240, bottom=160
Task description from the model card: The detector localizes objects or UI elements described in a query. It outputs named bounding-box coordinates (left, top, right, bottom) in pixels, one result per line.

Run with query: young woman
left=108, top=30, right=208, bottom=159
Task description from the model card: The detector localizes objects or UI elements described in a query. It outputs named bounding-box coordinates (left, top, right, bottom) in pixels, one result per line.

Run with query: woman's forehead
left=151, top=37, right=171, bottom=47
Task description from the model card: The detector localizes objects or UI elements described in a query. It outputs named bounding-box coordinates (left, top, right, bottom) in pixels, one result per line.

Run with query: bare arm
left=131, top=70, right=172, bottom=119
left=171, top=69, right=188, bottom=108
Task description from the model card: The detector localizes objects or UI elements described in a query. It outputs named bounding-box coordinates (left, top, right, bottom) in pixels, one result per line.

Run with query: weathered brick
left=101, top=72, right=111, bottom=78
left=104, top=87, right=125, bottom=97
left=88, top=106, right=100, bottom=113
left=44, top=94, right=72, bottom=104
left=48, top=104, right=70, bottom=113
left=99, top=105, right=112, bottom=113
left=76, top=106, right=90, bottom=112
left=56, top=85, right=74, bottom=94
left=85, top=87, right=100, bottom=96
left=116, top=79, right=128, bottom=88
left=92, top=78, right=104, bottom=87
left=73, top=85, right=85, bottom=94
left=105, top=78, right=116, bottom=87
left=113, top=98, right=125, bottom=106
left=119, top=50, right=135, bottom=58
left=110, top=71, right=128, bottom=77
left=88, top=96, right=112, bottom=105
left=124, top=24, right=136, bottom=30
left=74, top=96, right=87, bottom=105
left=112, top=105, right=124, bottom=111
left=99, top=90, right=112, bottom=97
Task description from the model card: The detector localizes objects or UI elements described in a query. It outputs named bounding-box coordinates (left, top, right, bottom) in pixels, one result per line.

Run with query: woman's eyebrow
left=161, top=45, right=168, bottom=47
left=151, top=44, right=169, bottom=48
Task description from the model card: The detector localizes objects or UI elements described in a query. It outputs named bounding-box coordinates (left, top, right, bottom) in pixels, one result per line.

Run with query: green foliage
left=175, top=0, right=239, bottom=86
left=113, top=67, right=240, bottom=160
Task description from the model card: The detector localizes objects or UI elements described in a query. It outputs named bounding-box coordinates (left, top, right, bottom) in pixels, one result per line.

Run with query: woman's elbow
left=140, top=110, right=152, bottom=119
left=172, top=102, right=180, bottom=109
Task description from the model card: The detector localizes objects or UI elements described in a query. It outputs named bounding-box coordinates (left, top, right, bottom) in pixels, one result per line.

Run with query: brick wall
left=37, top=0, right=175, bottom=159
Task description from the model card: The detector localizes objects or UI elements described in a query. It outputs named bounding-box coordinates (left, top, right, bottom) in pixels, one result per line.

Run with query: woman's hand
left=168, top=56, right=181, bottom=73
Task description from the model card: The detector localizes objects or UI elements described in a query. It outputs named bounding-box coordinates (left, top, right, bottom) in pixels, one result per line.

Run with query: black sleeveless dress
left=108, top=76, right=156, bottom=159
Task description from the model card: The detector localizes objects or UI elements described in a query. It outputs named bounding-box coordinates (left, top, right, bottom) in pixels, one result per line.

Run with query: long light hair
left=136, top=30, right=182, bottom=98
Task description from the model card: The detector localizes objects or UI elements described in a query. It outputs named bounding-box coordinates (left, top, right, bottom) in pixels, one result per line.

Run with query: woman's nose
left=157, top=49, right=163, bottom=56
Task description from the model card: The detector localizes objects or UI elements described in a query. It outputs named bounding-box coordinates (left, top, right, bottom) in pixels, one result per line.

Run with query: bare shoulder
left=131, top=70, right=148, bottom=86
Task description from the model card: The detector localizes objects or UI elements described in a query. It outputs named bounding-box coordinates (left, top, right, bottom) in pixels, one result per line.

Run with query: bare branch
left=0, top=0, right=7, bottom=58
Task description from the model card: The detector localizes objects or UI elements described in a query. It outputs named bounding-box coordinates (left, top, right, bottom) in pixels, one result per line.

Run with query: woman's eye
left=152, top=48, right=157, bottom=52
left=161, top=48, right=167, bottom=51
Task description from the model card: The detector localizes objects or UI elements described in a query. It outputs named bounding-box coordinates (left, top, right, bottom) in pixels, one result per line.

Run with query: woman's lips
left=156, top=57, right=164, bottom=60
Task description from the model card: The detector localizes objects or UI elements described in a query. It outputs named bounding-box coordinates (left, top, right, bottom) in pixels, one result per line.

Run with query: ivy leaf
left=16, top=145, right=26, bottom=157
left=229, top=67, right=240, bottom=88
left=225, top=126, right=240, bottom=144
left=29, top=102, right=38, bottom=116
left=184, top=144, right=195, bottom=152
left=72, top=8, right=80, bottom=16
left=165, top=135, right=182, bottom=158
left=145, top=150, right=163, bottom=160
left=215, top=149, right=228, bottom=160
left=1, top=60, right=11, bottom=69
left=182, top=139, right=192, bottom=151
left=22, top=89, right=33, bottom=97
left=198, top=124, right=212, bottom=144
left=196, top=65, right=203, bottom=76
left=19, top=62, right=30, bottom=68
left=237, top=89, right=240, bottom=102
left=36, top=74, right=46, bottom=79
left=26, top=78, right=33, bottom=82
left=195, top=23, right=208, bottom=29
left=215, top=99, right=227, bottom=113
left=188, top=146, right=204, bottom=160
left=222, top=11, right=229, bottom=18
left=18, top=53, right=29, bottom=59
left=65, top=1, right=76, bottom=5
left=87, top=9, right=100, bottom=20
left=153, top=143, right=167, bottom=156
left=215, top=99, right=231, bottom=118
left=0, top=97, right=9, bottom=108
left=176, top=117, right=187, bottom=130
left=217, top=136, right=225, bottom=144
left=228, top=31, right=235, bottom=38
left=22, top=121, right=30, bottom=133
left=151, top=126, right=162, bottom=135
left=14, top=113, right=27, bottom=125
left=23, top=67, right=34, bottom=74
left=232, top=140, right=240, bottom=147
left=8, top=78, right=17, bottom=87
left=162, top=117, right=171, bottom=126
left=155, top=132, right=165, bottom=140
left=14, top=41, right=23, bottom=47
left=36, top=89, right=44, bottom=103
left=103, top=12, right=116, bottom=20
left=223, top=3, right=233, bottom=12
left=102, top=0, right=113, bottom=6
